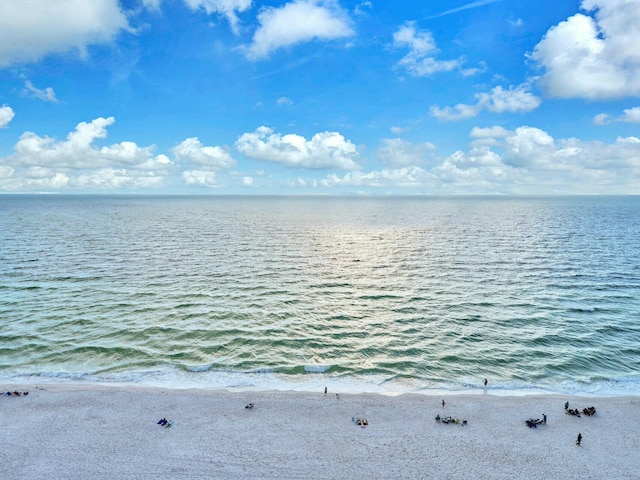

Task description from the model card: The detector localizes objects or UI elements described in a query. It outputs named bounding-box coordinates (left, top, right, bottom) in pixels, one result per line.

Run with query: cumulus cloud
left=393, top=22, right=462, bottom=76
left=0, top=117, right=171, bottom=192
left=530, top=0, right=640, bottom=99
left=243, top=0, right=354, bottom=60
left=172, top=137, right=236, bottom=170
left=501, top=126, right=556, bottom=168
left=319, top=126, right=640, bottom=194
left=0, top=0, right=130, bottom=67
left=390, top=126, right=407, bottom=135
left=183, top=0, right=252, bottom=34
left=74, top=168, right=166, bottom=189
left=321, top=166, right=432, bottom=188
left=480, top=85, right=541, bottom=113
left=468, top=125, right=640, bottom=179
left=621, top=107, right=640, bottom=123
left=277, top=96, right=293, bottom=105
left=469, top=126, right=510, bottom=147
left=595, top=106, right=640, bottom=125
left=430, top=84, right=541, bottom=121
left=23, top=80, right=58, bottom=103
left=182, top=169, right=219, bottom=187
left=470, top=126, right=510, bottom=139
left=593, top=113, right=611, bottom=125
left=376, top=138, right=436, bottom=167
left=461, top=61, right=488, bottom=77
left=430, top=103, right=481, bottom=121
left=236, top=126, right=360, bottom=169
left=0, top=105, right=15, bottom=128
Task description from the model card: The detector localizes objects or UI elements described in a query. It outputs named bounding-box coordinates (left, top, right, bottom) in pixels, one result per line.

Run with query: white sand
left=1, top=384, right=638, bottom=479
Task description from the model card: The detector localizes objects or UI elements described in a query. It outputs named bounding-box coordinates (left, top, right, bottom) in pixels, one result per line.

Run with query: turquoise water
left=1, top=195, right=639, bottom=395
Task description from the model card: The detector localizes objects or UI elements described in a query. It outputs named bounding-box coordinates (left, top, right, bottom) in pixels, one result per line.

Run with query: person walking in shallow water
left=484, top=378, right=488, bottom=387
left=576, top=433, right=582, bottom=446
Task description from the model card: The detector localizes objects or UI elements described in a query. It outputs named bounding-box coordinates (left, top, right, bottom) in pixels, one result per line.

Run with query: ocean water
left=1, top=195, right=639, bottom=396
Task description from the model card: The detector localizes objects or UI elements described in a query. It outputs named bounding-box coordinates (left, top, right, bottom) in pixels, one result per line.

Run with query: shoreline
left=4, top=371, right=639, bottom=398
left=2, top=384, right=638, bottom=479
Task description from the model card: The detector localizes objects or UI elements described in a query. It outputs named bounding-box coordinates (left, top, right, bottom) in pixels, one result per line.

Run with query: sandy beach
left=1, top=384, right=638, bottom=479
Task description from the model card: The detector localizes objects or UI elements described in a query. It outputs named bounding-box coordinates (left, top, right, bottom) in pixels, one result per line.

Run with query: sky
left=1, top=0, right=640, bottom=195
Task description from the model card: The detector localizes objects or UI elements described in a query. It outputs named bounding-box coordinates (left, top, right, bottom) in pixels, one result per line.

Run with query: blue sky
left=1, top=0, right=640, bottom=194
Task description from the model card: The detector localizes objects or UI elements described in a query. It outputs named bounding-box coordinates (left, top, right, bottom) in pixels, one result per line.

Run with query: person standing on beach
left=442, top=399, right=445, bottom=408
left=484, top=378, right=488, bottom=387
left=324, top=386, right=327, bottom=396
left=576, top=433, right=582, bottom=446
left=543, top=414, right=547, bottom=424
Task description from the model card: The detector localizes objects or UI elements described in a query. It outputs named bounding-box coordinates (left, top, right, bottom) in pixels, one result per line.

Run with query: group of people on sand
left=565, top=401, right=597, bottom=417
left=525, top=414, right=547, bottom=428
left=435, top=414, right=467, bottom=426
left=353, top=417, right=368, bottom=426
left=1, top=390, right=28, bottom=397
left=564, top=401, right=595, bottom=446
left=156, top=418, right=173, bottom=428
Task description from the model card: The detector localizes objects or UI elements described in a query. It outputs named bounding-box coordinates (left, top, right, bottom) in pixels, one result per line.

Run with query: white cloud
left=3, top=118, right=640, bottom=194
left=0, top=0, right=130, bottom=67
left=23, top=81, right=58, bottom=103
left=593, top=113, right=611, bottom=125
left=277, top=96, right=293, bottom=105
left=530, top=0, right=640, bottom=99
left=182, top=169, right=219, bottom=187
left=469, top=126, right=510, bottom=148
left=376, top=138, right=436, bottom=167
left=183, top=0, right=252, bottom=34
left=390, top=126, right=407, bottom=135
left=430, top=84, right=541, bottom=121
left=172, top=137, right=236, bottom=170
left=0, top=105, right=15, bottom=128
left=502, top=126, right=556, bottom=168
left=479, top=85, right=541, bottom=113
left=594, top=106, right=640, bottom=125
left=322, top=166, right=431, bottom=188
left=0, top=117, right=171, bottom=192
left=461, top=61, right=488, bottom=77
left=74, top=168, right=165, bottom=189
left=319, top=127, right=640, bottom=194
left=393, top=22, right=462, bottom=76
left=470, top=126, right=510, bottom=138
left=236, top=126, right=360, bottom=169
left=470, top=125, right=640, bottom=177
left=430, top=103, right=482, bottom=121
left=244, top=0, right=354, bottom=60
left=621, top=107, right=640, bottom=123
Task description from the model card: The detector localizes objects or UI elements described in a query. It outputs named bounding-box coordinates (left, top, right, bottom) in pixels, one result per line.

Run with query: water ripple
left=1, top=195, right=639, bottom=394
